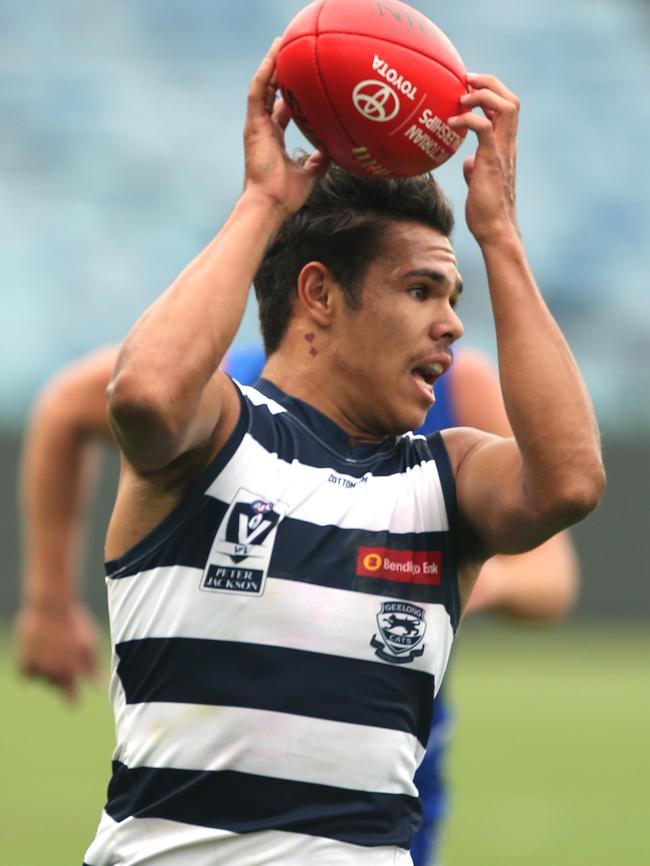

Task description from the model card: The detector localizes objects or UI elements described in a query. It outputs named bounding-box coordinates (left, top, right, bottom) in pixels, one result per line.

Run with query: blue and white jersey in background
left=84, top=378, right=460, bottom=866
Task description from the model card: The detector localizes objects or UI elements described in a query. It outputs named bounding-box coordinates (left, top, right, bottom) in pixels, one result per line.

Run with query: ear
left=296, top=261, right=337, bottom=328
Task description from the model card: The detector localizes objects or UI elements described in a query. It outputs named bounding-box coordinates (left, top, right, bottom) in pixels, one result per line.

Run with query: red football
left=276, top=0, right=468, bottom=178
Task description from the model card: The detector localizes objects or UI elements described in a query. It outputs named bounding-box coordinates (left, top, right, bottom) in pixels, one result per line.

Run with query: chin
left=408, top=413, right=429, bottom=435
left=367, top=392, right=430, bottom=438
left=390, top=405, right=429, bottom=436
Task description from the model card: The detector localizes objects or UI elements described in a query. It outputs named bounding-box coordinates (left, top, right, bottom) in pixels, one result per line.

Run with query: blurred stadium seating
left=1, top=0, right=649, bottom=431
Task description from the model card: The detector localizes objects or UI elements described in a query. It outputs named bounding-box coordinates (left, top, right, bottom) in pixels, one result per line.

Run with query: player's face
left=333, top=221, right=464, bottom=436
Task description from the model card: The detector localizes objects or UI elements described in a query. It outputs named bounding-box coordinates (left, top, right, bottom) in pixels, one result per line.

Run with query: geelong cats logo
left=371, top=601, right=427, bottom=664
left=200, top=488, right=286, bottom=596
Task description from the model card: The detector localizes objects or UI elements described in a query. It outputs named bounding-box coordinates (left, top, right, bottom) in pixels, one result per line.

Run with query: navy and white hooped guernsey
left=84, top=379, right=460, bottom=866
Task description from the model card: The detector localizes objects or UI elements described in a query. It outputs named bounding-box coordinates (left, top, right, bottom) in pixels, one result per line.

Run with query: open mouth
left=411, top=361, right=444, bottom=401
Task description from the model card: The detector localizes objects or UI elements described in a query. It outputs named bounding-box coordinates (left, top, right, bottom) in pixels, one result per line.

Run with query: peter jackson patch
left=200, top=488, right=286, bottom=596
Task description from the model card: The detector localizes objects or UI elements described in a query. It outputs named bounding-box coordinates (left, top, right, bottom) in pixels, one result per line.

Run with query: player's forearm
left=467, top=532, right=579, bottom=620
left=481, top=231, right=605, bottom=520
left=109, top=192, right=285, bottom=439
left=20, top=398, right=103, bottom=607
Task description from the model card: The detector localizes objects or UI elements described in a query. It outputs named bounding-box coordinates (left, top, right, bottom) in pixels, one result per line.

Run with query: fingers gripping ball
left=276, top=0, right=468, bottom=178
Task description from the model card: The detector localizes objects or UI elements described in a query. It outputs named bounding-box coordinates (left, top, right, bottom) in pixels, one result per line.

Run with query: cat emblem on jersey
left=370, top=601, right=427, bottom=664
left=200, top=488, right=287, bottom=596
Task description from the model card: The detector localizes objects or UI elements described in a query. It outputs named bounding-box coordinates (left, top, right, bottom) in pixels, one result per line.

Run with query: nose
left=430, top=304, right=464, bottom=345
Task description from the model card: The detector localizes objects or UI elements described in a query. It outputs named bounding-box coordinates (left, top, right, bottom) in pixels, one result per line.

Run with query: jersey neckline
left=254, top=377, right=400, bottom=461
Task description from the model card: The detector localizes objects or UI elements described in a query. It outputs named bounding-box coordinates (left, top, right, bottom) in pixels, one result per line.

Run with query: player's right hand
left=243, top=39, right=329, bottom=218
left=15, top=599, right=102, bottom=702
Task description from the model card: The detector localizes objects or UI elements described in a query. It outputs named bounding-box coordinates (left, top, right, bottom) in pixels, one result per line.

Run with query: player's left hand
left=447, top=74, right=520, bottom=244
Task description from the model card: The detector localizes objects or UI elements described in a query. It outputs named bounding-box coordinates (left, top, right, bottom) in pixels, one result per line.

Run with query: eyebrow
left=402, top=268, right=464, bottom=296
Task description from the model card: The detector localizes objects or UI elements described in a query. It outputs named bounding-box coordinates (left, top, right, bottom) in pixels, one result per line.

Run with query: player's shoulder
left=439, top=425, right=501, bottom=478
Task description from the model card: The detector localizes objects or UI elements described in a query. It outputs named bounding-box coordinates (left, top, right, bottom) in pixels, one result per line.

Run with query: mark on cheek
left=310, top=347, right=318, bottom=357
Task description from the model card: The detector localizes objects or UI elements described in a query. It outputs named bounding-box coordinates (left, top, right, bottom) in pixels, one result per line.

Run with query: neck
left=262, top=348, right=386, bottom=444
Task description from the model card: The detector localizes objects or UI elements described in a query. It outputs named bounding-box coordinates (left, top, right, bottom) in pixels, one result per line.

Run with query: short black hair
left=253, top=161, right=455, bottom=354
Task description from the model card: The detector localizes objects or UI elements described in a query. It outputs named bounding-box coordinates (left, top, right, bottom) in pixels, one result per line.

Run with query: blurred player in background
left=16, top=343, right=578, bottom=865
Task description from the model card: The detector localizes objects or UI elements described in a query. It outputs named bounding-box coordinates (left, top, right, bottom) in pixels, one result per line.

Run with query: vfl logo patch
left=200, top=488, right=286, bottom=596
left=357, top=546, right=442, bottom=584
left=371, top=601, right=427, bottom=664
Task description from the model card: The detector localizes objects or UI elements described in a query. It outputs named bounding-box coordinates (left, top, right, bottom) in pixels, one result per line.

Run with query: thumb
left=304, top=150, right=330, bottom=180
left=462, top=155, right=475, bottom=187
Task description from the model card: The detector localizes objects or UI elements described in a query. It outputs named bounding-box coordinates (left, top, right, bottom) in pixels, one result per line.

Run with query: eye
left=450, top=292, right=461, bottom=310
left=408, top=284, right=429, bottom=301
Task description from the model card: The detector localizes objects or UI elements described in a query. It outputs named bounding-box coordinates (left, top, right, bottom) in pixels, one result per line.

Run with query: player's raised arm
left=16, top=346, right=117, bottom=700
left=448, top=350, right=580, bottom=618
left=107, top=40, right=328, bottom=473
left=444, top=75, right=605, bottom=558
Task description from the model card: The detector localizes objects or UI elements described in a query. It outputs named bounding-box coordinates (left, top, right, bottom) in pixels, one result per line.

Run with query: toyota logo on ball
left=352, top=80, right=400, bottom=122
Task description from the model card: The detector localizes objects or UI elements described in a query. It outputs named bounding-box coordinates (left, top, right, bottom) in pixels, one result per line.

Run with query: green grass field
left=1, top=622, right=648, bottom=866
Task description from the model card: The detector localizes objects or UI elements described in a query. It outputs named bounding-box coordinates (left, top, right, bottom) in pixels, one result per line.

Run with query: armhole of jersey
left=426, top=430, right=461, bottom=632
left=105, top=383, right=250, bottom=578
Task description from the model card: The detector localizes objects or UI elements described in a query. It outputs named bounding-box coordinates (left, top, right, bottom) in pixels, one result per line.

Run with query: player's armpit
left=105, top=374, right=243, bottom=561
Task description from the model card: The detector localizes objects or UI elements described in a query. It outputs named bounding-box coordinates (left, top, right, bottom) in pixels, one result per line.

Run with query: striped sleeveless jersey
left=84, top=379, right=460, bottom=866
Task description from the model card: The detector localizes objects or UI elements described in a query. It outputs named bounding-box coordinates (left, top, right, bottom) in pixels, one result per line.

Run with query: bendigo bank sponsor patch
left=356, top=546, right=442, bottom=584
